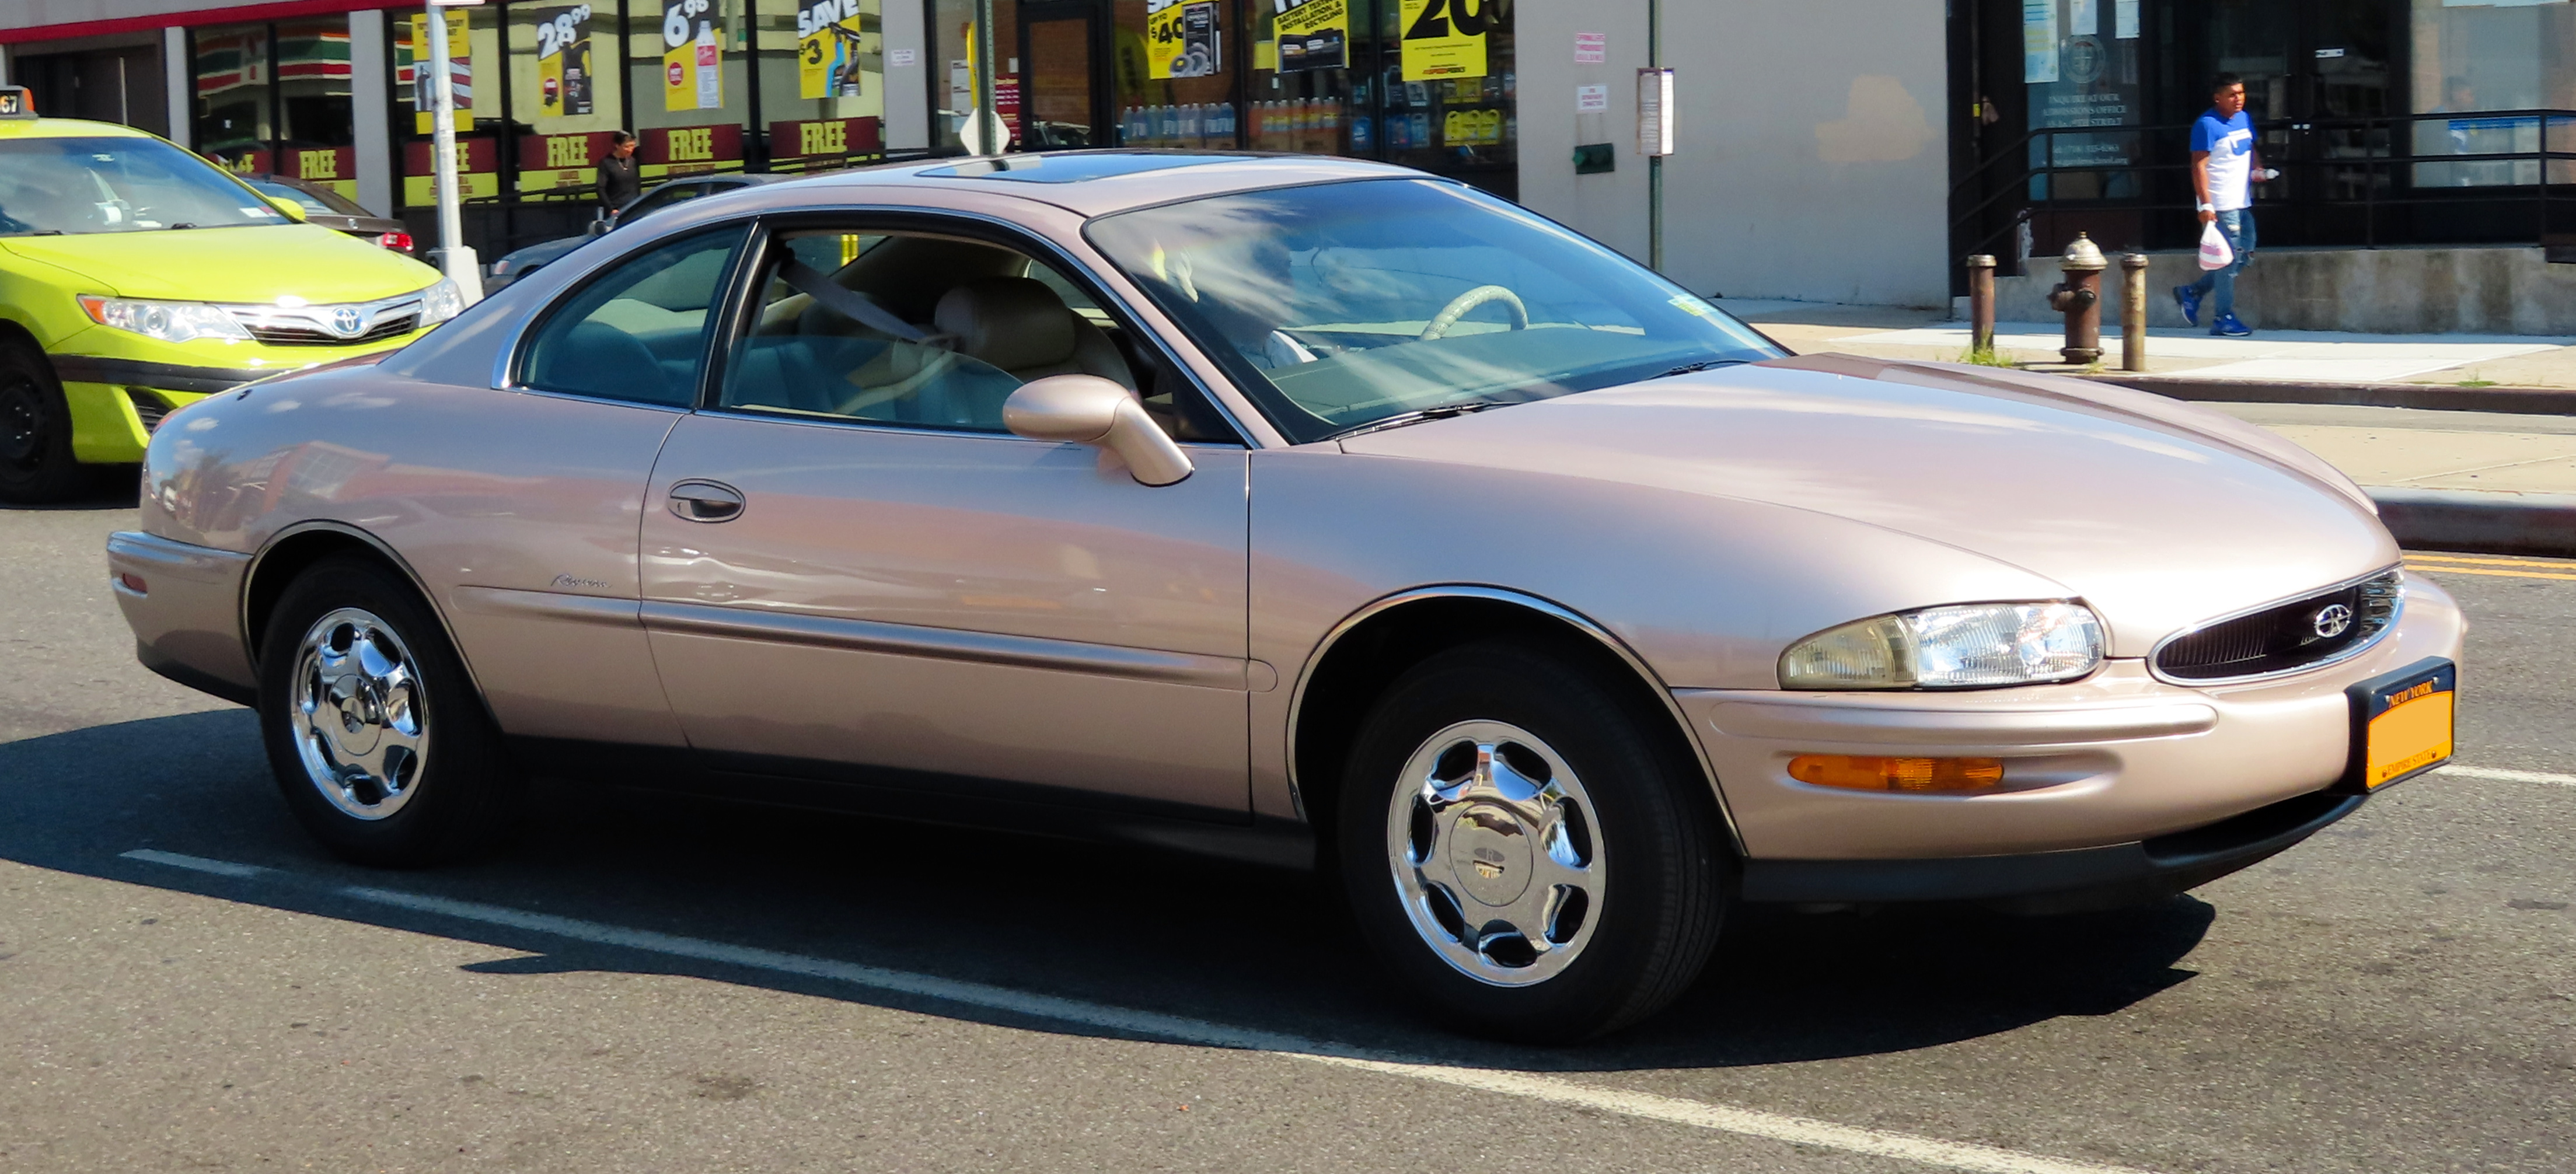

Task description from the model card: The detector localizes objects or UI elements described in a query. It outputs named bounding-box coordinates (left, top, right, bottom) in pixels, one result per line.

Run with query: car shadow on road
left=0, top=469, right=139, bottom=511
left=0, top=709, right=2212, bottom=1073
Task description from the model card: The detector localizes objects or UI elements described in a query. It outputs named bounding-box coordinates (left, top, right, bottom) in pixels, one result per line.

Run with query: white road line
left=118, top=848, right=270, bottom=877
left=116, top=853, right=2153, bottom=1174
left=2439, top=764, right=2576, bottom=788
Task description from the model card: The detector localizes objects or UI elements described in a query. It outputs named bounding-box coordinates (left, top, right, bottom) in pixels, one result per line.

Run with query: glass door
left=1019, top=4, right=1102, bottom=148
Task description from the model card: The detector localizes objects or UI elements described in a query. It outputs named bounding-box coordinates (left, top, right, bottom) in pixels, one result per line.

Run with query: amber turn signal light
left=1788, top=754, right=2005, bottom=793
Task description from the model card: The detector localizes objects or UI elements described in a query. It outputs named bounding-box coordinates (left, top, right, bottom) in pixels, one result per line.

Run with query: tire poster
left=662, top=0, right=724, bottom=111
left=407, top=9, right=472, bottom=134
left=534, top=5, right=595, bottom=119
left=798, top=0, right=871, bottom=100
left=1398, top=0, right=1498, bottom=82
left=1275, top=0, right=1348, bottom=73
left=1146, top=1, right=1221, bottom=81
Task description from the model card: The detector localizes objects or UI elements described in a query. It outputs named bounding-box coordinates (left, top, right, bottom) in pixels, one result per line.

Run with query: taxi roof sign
left=0, top=87, right=33, bottom=120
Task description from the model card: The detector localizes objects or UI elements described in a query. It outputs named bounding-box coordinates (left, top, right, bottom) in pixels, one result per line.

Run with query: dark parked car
left=242, top=174, right=413, bottom=254
left=483, top=173, right=784, bottom=292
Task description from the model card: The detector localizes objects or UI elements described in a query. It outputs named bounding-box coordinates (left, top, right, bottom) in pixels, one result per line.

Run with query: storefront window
left=2022, top=0, right=2144, bottom=201
left=1379, top=1, right=1514, bottom=195
left=399, top=5, right=506, bottom=207
left=510, top=3, right=624, bottom=195
left=759, top=0, right=887, bottom=172
left=1247, top=0, right=1363, bottom=155
left=191, top=23, right=273, bottom=174
left=629, top=0, right=753, bottom=179
left=2410, top=0, right=2576, bottom=187
left=1112, top=0, right=1238, bottom=149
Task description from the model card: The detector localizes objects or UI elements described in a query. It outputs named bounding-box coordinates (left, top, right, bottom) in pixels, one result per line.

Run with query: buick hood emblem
left=329, top=306, right=366, bottom=337
left=2310, top=603, right=2355, bottom=640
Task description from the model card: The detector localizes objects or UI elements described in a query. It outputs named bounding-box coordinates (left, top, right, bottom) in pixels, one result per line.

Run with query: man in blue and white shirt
left=2174, top=74, right=2277, bottom=337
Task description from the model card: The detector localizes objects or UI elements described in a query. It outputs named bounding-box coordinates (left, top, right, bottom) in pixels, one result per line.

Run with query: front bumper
left=1682, top=572, right=2466, bottom=905
left=54, top=341, right=418, bottom=464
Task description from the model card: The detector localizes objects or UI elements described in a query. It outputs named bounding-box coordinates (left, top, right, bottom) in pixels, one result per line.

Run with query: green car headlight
left=417, top=278, right=465, bottom=327
left=1779, top=601, right=2105, bottom=690
left=78, top=295, right=250, bottom=343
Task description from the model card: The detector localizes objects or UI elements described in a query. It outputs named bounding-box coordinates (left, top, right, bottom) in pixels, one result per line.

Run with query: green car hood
left=4, top=223, right=440, bottom=303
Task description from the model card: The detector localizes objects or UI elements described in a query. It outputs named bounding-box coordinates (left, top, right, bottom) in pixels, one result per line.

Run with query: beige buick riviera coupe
left=109, top=153, right=2463, bottom=1041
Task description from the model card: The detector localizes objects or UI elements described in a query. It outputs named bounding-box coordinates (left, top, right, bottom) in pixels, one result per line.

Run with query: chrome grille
left=243, top=313, right=420, bottom=345
left=2152, top=571, right=2403, bottom=683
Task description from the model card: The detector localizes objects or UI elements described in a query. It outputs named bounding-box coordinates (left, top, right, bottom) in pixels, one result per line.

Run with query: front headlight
left=417, top=278, right=465, bottom=327
left=1779, top=601, right=2105, bottom=690
left=76, top=295, right=250, bottom=343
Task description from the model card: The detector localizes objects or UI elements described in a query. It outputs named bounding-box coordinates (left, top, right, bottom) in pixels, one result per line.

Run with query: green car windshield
left=1084, top=178, right=1783, bottom=443
left=0, top=137, right=287, bottom=236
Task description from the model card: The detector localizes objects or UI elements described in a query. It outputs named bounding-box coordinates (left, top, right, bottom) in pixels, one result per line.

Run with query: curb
left=2368, top=488, right=2576, bottom=558
left=2088, top=373, right=2576, bottom=415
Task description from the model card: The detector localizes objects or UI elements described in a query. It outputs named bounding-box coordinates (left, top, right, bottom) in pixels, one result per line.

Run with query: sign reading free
left=767, top=117, right=884, bottom=165
left=516, top=131, right=619, bottom=191
left=642, top=122, right=744, bottom=177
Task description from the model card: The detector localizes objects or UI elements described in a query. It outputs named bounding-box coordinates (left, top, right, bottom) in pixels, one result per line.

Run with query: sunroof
left=915, top=152, right=1255, bottom=184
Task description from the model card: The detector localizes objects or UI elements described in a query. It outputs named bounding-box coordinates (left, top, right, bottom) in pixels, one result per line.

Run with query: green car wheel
left=0, top=343, right=81, bottom=504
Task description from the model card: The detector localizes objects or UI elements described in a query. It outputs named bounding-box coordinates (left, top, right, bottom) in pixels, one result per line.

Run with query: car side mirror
left=1003, top=375, right=1193, bottom=487
left=263, top=194, right=307, bottom=222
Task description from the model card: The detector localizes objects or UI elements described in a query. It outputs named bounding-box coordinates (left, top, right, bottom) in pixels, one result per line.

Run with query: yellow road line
left=2403, top=553, right=2576, bottom=569
left=2405, top=564, right=2576, bottom=582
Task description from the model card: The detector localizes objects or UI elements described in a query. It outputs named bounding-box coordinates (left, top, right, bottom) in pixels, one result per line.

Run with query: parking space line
left=113, top=851, right=2158, bottom=1174
left=118, top=848, right=271, bottom=877
left=2439, top=764, right=2576, bottom=788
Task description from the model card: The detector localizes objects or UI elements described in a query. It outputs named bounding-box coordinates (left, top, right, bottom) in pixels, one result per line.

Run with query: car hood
left=2, top=223, right=439, bottom=303
left=1337, top=357, right=2397, bottom=657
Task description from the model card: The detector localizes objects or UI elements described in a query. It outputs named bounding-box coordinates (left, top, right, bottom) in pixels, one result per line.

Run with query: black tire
left=257, top=555, right=521, bottom=866
left=0, top=342, right=85, bottom=504
left=1338, top=641, right=1729, bottom=1043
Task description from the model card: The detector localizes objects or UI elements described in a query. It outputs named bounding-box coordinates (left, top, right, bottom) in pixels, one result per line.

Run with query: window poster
left=1147, top=1, right=1222, bottom=80
left=1276, top=0, right=1349, bottom=73
left=409, top=9, right=473, bottom=133
left=2023, top=0, right=2059, bottom=85
left=2069, top=0, right=2096, bottom=37
left=798, top=0, right=871, bottom=100
left=1399, top=0, right=1496, bottom=82
left=663, top=0, right=723, bottom=111
left=2114, top=0, right=2139, bottom=40
left=535, top=5, right=595, bottom=119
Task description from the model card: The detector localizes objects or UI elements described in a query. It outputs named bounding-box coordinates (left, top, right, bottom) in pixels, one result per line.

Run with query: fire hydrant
left=2046, top=233, right=2107, bottom=364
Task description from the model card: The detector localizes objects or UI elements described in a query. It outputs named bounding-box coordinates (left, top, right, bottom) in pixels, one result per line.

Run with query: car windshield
left=1084, top=178, right=1783, bottom=442
left=0, top=137, right=290, bottom=236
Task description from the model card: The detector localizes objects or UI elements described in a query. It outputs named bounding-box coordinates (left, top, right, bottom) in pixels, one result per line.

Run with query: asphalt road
left=3, top=488, right=2570, bottom=1173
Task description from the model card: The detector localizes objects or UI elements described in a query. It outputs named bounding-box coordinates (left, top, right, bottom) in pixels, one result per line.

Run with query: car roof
left=718, top=150, right=1424, bottom=219
left=0, top=116, right=158, bottom=141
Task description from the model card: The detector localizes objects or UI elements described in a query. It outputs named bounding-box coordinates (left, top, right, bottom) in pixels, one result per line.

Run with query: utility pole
left=972, top=0, right=1001, bottom=153
left=1647, top=0, right=1662, bottom=273
left=425, top=0, right=482, bottom=303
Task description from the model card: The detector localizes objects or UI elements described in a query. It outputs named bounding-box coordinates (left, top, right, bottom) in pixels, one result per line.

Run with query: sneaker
left=2212, top=313, right=2253, bottom=337
left=2173, top=284, right=2202, bottom=327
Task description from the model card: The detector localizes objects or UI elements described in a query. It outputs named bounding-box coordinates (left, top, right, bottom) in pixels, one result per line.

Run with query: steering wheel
left=1418, top=285, right=1529, bottom=341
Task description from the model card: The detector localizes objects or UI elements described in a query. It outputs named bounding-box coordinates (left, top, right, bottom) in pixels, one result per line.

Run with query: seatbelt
left=776, top=259, right=929, bottom=343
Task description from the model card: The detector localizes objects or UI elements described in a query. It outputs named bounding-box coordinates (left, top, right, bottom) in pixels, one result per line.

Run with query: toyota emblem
left=329, top=307, right=365, bottom=337
left=2310, top=603, right=2355, bottom=640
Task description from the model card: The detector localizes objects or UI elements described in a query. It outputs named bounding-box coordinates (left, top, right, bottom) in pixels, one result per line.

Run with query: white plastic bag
left=2198, top=221, right=2235, bottom=271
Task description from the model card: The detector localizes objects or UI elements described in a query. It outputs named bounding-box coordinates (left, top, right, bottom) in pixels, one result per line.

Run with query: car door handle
left=667, top=480, right=745, bottom=522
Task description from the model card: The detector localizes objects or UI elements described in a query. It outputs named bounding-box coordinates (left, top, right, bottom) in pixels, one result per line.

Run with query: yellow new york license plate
left=2348, top=659, right=2456, bottom=791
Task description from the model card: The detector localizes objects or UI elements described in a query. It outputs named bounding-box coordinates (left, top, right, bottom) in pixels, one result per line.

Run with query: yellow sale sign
left=409, top=10, right=472, bottom=134
left=1398, top=0, right=1495, bottom=82
left=797, top=0, right=871, bottom=100
left=663, top=0, right=723, bottom=111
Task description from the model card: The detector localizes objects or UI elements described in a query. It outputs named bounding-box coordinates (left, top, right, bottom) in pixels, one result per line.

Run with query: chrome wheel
left=1385, top=719, right=1604, bottom=987
left=287, top=607, right=429, bottom=820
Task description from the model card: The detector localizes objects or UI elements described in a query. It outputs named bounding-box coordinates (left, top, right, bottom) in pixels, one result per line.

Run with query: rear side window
left=519, top=226, right=744, bottom=407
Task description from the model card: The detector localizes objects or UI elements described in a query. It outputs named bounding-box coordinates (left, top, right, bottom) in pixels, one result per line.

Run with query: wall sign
left=1399, top=0, right=1496, bottom=82
left=1575, top=32, right=1605, bottom=65
left=663, top=0, right=723, bottom=111
left=409, top=10, right=472, bottom=134
left=1275, top=0, right=1348, bottom=73
left=1147, top=1, right=1221, bottom=80
left=533, top=5, right=594, bottom=119
left=798, top=0, right=870, bottom=100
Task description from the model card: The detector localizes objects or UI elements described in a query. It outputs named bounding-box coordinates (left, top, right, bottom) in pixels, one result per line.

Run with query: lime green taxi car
left=0, top=90, right=460, bottom=502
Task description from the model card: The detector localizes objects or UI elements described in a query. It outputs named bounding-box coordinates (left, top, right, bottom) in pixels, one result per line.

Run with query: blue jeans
left=2184, top=209, right=2254, bottom=324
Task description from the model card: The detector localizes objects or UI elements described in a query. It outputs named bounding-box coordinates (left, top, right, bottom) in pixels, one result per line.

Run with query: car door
left=638, top=216, right=1254, bottom=819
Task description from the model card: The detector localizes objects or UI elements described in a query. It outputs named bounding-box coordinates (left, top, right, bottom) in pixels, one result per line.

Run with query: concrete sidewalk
left=1720, top=298, right=2576, bottom=555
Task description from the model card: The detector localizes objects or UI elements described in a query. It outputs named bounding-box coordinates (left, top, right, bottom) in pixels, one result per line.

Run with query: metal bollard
left=2046, top=233, right=2106, bottom=365
left=1965, top=254, right=1996, bottom=358
left=2120, top=253, right=2150, bottom=372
